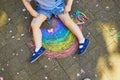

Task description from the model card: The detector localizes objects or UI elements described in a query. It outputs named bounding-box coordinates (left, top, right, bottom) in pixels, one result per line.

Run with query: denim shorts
left=36, top=3, right=65, bottom=20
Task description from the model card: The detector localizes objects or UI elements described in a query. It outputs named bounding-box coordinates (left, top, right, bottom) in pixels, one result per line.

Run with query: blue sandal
left=78, top=38, right=89, bottom=55
left=29, top=47, right=45, bottom=63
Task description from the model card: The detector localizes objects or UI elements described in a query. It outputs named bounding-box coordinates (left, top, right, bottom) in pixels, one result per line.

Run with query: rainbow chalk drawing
left=30, top=10, right=88, bottom=58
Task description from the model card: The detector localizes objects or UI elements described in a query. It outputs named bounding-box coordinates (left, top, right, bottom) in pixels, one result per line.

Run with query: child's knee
left=31, top=18, right=41, bottom=29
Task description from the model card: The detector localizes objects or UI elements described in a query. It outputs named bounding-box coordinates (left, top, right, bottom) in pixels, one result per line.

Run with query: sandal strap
left=79, top=43, right=85, bottom=45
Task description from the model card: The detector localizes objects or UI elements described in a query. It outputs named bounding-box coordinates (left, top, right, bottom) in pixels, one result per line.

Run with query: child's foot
left=78, top=38, right=89, bottom=55
left=29, top=47, right=45, bottom=63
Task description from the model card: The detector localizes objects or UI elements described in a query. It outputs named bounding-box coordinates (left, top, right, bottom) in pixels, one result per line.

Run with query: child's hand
left=64, top=5, right=71, bottom=14
left=30, top=10, right=39, bottom=18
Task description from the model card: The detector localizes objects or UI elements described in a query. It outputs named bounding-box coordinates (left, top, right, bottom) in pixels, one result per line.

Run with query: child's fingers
left=64, top=10, right=67, bottom=14
left=33, top=14, right=39, bottom=18
left=64, top=8, right=69, bottom=14
left=64, top=10, right=70, bottom=14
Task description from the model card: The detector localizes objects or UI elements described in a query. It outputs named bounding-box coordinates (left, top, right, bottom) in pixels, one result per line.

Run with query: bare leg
left=58, top=13, right=84, bottom=41
left=31, top=14, right=47, bottom=51
left=58, top=13, right=89, bottom=54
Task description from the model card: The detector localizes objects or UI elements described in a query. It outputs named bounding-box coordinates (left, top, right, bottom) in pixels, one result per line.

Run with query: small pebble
left=105, top=6, right=110, bottom=10
left=77, top=73, right=80, bottom=77
left=16, top=53, right=19, bottom=56
left=118, top=11, right=120, bottom=14
left=83, top=78, right=91, bottom=80
left=112, top=28, right=115, bottom=30
left=22, top=8, right=26, bottom=12
left=45, top=76, right=48, bottom=79
left=17, top=72, right=19, bottom=75
left=9, top=30, right=12, bottom=33
left=1, top=68, right=4, bottom=71
left=76, top=0, right=79, bottom=3
left=96, top=4, right=99, bottom=7
left=88, top=32, right=90, bottom=35
left=21, top=34, right=24, bottom=37
left=20, top=49, right=24, bottom=52
left=95, top=74, right=97, bottom=77
left=12, top=53, right=15, bottom=56
left=11, top=36, right=15, bottom=39
left=25, top=17, right=28, bottom=19
left=48, top=58, right=51, bottom=60
left=73, top=56, right=76, bottom=59
left=55, top=68, right=57, bottom=71
left=6, top=64, right=9, bottom=67
left=44, top=65, right=48, bottom=68
left=8, top=18, right=11, bottom=21
left=106, top=6, right=109, bottom=9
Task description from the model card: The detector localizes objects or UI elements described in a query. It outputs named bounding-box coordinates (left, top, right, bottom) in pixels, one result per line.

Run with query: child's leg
left=58, top=13, right=89, bottom=54
left=31, top=14, right=47, bottom=51
left=58, top=13, right=84, bottom=41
